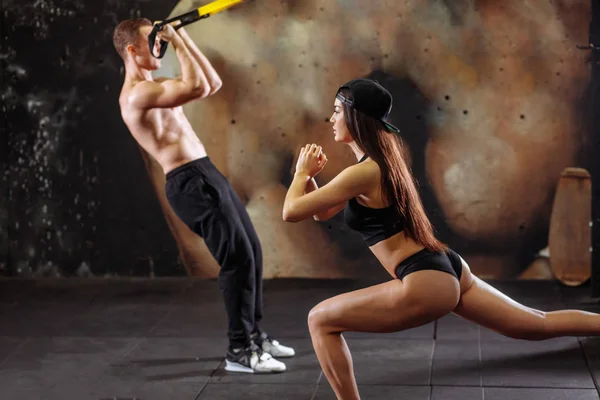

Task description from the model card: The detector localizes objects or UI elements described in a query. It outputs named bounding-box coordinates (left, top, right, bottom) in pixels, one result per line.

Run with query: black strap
left=358, top=154, right=368, bottom=163
left=148, top=9, right=209, bottom=59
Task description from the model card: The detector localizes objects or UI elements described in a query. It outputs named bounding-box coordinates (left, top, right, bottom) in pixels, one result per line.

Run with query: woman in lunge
left=282, top=78, right=600, bottom=400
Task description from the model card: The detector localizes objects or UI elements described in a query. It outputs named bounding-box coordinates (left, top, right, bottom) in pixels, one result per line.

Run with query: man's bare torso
left=119, top=78, right=207, bottom=175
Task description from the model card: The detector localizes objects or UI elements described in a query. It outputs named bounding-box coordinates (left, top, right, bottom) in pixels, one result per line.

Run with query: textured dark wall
left=1, top=0, right=7, bottom=275
left=152, top=0, right=593, bottom=279
left=1, top=0, right=595, bottom=279
left=2, top=0, right=182, bottom=277
left=591, top=0, right=600, bottom=296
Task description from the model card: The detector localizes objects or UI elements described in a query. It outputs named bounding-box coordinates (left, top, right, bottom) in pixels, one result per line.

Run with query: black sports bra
left=343, top=154, right=405, bottom=246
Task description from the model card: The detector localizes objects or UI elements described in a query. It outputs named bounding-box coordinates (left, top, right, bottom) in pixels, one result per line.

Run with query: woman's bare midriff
left=369, top=231, right=427, bottom=278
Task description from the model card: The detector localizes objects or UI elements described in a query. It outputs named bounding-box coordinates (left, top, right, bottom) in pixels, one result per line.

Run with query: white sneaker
left=224, top=344, right=286, bottom=374
left=256, top=334, right=296, bottom=358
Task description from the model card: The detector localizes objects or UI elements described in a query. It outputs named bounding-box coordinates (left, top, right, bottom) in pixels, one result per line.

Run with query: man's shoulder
left=121, top=80, right=158, bottom=110
left=129, top=79, right=158, bottom=94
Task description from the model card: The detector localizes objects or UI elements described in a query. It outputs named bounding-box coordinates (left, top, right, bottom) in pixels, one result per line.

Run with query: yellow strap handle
left=196, top=0, right=244, bottom=18
left=149, top=0, right=245, bottom=58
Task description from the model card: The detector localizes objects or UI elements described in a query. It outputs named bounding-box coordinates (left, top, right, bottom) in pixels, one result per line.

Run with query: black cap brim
left=383, top=121, right=401, bottom=134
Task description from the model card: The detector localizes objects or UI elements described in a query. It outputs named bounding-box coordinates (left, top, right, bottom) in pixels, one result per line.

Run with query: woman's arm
left=283, top=165, right=373, bottom=222
left=306, top=179, right=347, bottom=221
left=283, top=144, right=374, bottom=222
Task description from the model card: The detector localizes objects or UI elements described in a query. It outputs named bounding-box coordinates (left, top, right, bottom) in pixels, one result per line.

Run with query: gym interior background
left=2, top=0, right=599, bottom=282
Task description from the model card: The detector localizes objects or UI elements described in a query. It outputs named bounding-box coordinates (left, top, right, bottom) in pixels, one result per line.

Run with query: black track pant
left=165, top=157, right=263, bottom=348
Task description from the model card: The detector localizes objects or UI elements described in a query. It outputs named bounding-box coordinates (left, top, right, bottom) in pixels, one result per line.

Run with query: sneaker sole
left=224, top=360, right=255, bottom=374
left=224, top=360, right=285, bottom=374
left=268, top=352, right=295, bottom=358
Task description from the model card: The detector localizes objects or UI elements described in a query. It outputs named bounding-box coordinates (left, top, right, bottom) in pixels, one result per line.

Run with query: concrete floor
left=0, top=278, right=599, bottom=399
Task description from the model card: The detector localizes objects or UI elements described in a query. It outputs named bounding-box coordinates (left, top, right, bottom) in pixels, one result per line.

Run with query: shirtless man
left=112, top=17, right=294, bottom=374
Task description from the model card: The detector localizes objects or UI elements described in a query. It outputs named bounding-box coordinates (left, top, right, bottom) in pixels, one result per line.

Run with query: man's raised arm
left=130, top=25, right=211, bottom=109
left=177, top=27, right=223, bottom=95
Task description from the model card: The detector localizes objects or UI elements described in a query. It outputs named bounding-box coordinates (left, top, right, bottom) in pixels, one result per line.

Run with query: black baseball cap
left=335, top=78, right=400, bottom=134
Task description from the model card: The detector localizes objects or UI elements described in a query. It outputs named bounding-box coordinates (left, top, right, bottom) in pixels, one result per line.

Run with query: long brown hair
left=339, top=88, right=446, bottom=252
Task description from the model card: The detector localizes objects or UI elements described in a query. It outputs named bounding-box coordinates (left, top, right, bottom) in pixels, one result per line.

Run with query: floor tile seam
left=211, top=382, right=599, bottom=390
left=147, top=302, right=178, bottom=336
left=0, top=336, right=30, bottom=369
left=193, top=360, right=222, bottom=400
left=51, top=295, right=101, bottom=336
left=206, top=379, right=330, bottom=386
left=478, top=324, right=482, bottom=388
left=578, top=339, right=600, bottom=394
left=310, top=371, right=324, bottom=400
left=430, top=383, right=597, bottom=389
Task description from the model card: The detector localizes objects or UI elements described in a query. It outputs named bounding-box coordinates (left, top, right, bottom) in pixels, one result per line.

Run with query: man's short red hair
left=113, top=18, right=152, bottom=59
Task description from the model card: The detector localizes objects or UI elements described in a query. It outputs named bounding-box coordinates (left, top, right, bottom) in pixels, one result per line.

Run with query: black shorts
left=395, top=248, right=463, bottom=281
